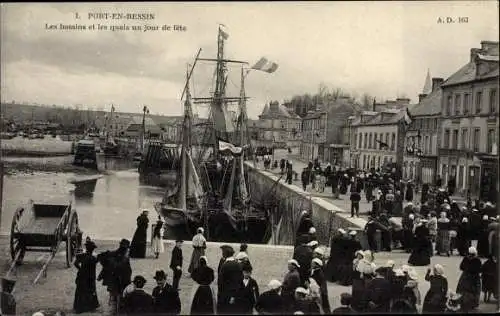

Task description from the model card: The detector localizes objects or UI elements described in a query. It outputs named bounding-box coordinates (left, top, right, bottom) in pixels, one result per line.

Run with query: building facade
left=438, top=41, right=499, bottom=200
left=403, top=77, right=443, bottom=185
left=257, top=101, right=302, bottom=149
left=300, top=96, right=355, bottom=165
left=350, top=99, right=411, bottom=170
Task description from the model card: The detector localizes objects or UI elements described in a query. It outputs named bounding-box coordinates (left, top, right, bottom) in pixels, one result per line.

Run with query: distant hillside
left=0, top=102, right=183, bottom=127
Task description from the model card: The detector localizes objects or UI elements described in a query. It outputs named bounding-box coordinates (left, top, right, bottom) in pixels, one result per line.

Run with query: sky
left=1, top=2, right=498, bottom=119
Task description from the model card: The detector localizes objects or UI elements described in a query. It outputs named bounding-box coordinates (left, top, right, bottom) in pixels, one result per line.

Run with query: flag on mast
left=220, top=28, right=229, bottom=40
left=403, top=107, right=413, bottom=126
left=251, top=57, right=279, bottom=73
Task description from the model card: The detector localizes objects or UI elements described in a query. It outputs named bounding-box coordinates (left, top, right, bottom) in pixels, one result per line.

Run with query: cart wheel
left=10, top=207, right=25, bottom=264
left=66, top=211, right=80, bottom=268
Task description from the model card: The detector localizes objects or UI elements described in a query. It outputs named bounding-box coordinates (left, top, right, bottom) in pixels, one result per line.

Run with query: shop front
left=477, top=154, right=499, bottom=203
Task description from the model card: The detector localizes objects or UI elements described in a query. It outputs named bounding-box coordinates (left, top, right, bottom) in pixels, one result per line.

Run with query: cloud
left=1, top=2, right=498, bottom=119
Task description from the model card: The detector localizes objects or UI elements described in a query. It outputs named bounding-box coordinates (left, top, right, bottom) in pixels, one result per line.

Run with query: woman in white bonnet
left=188, top=227, right=207, bottom=274
left=456, top=246, right=482, bottom=310
left=423, top=264, right=448, bottom=313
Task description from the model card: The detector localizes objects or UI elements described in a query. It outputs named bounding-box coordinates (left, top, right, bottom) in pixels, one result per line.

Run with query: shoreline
left=1, top=150, right=71, bottom=157
left=1, top=158, right=101, bottom=176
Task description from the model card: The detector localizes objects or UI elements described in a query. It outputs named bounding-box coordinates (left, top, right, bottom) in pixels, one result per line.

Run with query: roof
left=478, top=54, right=499, bottom=62
left=259, top=102, right=300, bottom=119
left=442, top=58, right=499, bottom=87
left=353, top=104, right=418, bottom=127
left=411, top=88, right=442, bottom=116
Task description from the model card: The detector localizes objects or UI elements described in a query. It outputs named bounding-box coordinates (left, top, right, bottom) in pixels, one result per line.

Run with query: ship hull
left=154, top=203, right=202, bottom=240
left=207, top=207, right=272, bottom=244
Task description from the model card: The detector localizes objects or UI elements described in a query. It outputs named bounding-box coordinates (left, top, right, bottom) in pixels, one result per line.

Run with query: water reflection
left=2, top=165, right=166, bottom=240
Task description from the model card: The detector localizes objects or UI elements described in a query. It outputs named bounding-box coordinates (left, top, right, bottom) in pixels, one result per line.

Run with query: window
left=368, top=133, right=372, bottom=149
left=461, top=128, right=468, bottom=150
left=385, top=133, right=389, bottom=150
left=364, top=133, right=368, bottom=149
left=424, top=135, right=429, bottom=154
left=358, top=133, right=362, bottom=149
left=490, top=89, right=498, bottom=113
left=391, top=132, right=396, bottom=151
left=454, top=94, right=461, bottom=115
left=464, top=93, right=470, bottom=114
left=444, top=129, right=450, bottom=148
left=442, top=164, right=447, bottom=179
left=473, top=128, right=480, bottom=152
left=429, top=136, right=433, bottom=154
left=487, top=128, right=495, bottom=153
left=446, top=96, right=452, bottom=116
left=475, top=91, right=482, bottom=114
left=452, top=129, right=458, bottom=149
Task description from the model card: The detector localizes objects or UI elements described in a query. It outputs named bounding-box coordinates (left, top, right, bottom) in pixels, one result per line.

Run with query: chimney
left=269, top=101, right=279, bottom=112
left=431, top=78, right=444, bottom=92
left=480, top=41, right=499, bottom=55
left=470, top=48, right=481, bottom=62
left=418, top=94, right=428, bottom=103
left=396, top=98, right=410, bottom=106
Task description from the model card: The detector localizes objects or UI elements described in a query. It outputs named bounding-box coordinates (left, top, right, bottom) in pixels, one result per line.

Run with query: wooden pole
left=0, top=161, right=3, bottom=230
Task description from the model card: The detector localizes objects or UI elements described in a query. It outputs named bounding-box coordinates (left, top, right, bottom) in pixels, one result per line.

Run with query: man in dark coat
left=97, top=238, right=132, bottom=315
left=152, top=270, right=181, bottom=315
left=364, top=267, right=392, bottom=313
left=293, top=235, right=313, bottom=286
left=301, top=168, right=309, bottom=191
left=217, top=246, right=244, bottom=314
left=170, top=240, right=183, bottom=291
left=350, top=189, right=361, bottom=217
left=255, top=280, right=284, bottom=315
left=123, top=275, right=154, bottom=314
left=295, top=210, right=314, bottom=246
left=236, top=264, right=259, bottom=314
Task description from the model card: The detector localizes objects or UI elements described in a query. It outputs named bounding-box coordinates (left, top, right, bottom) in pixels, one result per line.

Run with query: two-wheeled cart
left=6, top=199, right=83, bottom=284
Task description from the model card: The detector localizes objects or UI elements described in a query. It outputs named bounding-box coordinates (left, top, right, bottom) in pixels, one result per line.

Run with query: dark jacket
left=237, top=277, right=260, bottom=314
left=255, top=289, right=284, bottom=315
left=124, top=289, right=154, bottom=314
left=152, top=283, right=181, bottom=314
left=219, top=258, right=244, bottom=298
left=170, top=246, right=183, bottom=270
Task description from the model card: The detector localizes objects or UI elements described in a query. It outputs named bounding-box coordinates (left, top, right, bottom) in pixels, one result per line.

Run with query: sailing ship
left=154, top=60, right=206, bottom=239
left=156, top=26, right=276, bottom=243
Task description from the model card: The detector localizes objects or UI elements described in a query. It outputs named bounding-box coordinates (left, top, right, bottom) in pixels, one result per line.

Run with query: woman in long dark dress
left=73, top=238, right=100, bottom=314
left=477, top=215, right=491, bottom=258
left=190, top=256, right=216, bottom=315
left=481, top=255, right=498, bottom=302
left=456, top=246, right=482, bottom=310
left=129, top=210, right=149, bottom=258
left=408, top=219, right=432, bottom=266
left=422, top=264, right=448, bottom=313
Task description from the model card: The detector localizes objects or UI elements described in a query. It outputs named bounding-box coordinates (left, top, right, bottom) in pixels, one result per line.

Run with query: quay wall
left=246, top=162, right=364, bottom=246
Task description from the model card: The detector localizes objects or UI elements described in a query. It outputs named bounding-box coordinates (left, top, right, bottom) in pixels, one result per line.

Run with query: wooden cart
left=7, top=199, right=83, bottom=284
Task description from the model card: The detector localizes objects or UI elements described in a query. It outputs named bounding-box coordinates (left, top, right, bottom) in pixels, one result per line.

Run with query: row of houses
left=345, top=41, right=498, bottom=199
left=251, top=40, right=498, bottom=200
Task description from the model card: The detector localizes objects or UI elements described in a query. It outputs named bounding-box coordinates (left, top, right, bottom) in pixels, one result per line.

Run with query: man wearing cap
left=310, top=258, right=330, bottom=314
left=282, top=259, right=301, bottom=311
left=255, top=279, right=284, bottom=314
left=1, top=277, right=16, bottom=315
left=73, top=237, right=99, bottom=314
left=123, top=275, right=154, bottom=314
left=217, top=245, right=244, bottom=314
left=152, top=270, right=181, bottom=314
left=293, top=235, right=313, bottom=287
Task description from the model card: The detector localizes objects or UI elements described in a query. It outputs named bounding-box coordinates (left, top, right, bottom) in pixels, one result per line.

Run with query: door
left=469, top=166, right=480, bottom=198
